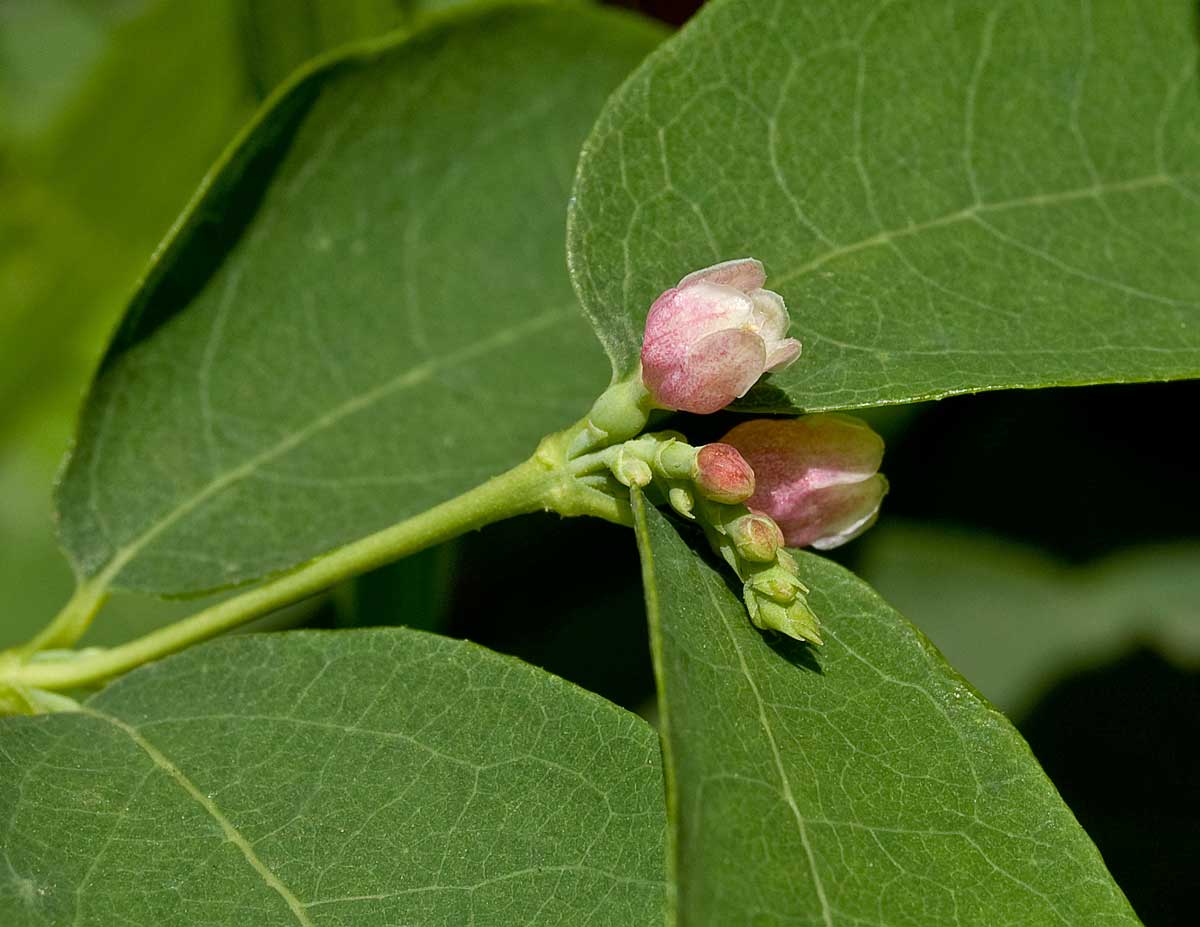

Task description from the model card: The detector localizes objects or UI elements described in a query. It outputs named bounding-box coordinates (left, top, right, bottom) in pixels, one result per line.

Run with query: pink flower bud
left=692, top=443, right=755, bottom=504
left=721, top=414, right=887, bottom=550
left=640, top=258, right=802, bottom=414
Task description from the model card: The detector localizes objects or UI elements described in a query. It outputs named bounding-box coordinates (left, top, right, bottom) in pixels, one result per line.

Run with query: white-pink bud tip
left=721, top=414, right=887, bottom=550
left=640, top=258, right=801, bottom=414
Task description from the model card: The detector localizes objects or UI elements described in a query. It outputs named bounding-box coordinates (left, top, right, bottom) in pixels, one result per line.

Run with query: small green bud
left=655, top=440, right=698, bottom=480
left=744, top=585, right=823, bottom=644
left=613, top=447, right=653, bottom=488
left=571, top=377, right=654, bottom=457
left=746, top=559, right=804, bottom=598
left=668, top=485, right=695, bottom=518
left=749, top=569, right=800, bottom=604
left=727, top=513, right=785, bottom=562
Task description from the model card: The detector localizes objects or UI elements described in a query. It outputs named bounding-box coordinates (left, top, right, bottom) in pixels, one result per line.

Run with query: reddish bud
left=693, top=443, right=756, bottom=504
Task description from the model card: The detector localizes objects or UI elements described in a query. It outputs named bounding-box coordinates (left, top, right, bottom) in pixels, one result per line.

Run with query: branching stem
left=2, top=425, right=629, bottom=696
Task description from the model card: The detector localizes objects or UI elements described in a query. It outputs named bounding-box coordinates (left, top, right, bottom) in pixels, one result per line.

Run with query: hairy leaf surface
left=632, top=493, right=1141, bottom=926
left=570, top=0, right=1200, bottom=410
left=55, top=5, right=662, bottom=595
left=0, top=629, right=667, bottom=925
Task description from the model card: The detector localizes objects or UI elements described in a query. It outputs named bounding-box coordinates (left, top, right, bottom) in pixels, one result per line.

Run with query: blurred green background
left=2, top=2, right=1196, bottom=925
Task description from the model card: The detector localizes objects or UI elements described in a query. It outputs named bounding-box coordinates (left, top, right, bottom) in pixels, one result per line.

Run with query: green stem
left=17, top=580, right=110, bottom=657
left=6, top=435, right=629, bottom=693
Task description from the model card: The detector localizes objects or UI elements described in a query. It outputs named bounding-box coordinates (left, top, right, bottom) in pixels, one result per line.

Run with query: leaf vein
left=772, top=172, right=1177, bottom=286
left=79, top=707, right=314, bottom=927
left=703, top=580, right=835, bottom=927
left=88, top=306, right=569, bottom=588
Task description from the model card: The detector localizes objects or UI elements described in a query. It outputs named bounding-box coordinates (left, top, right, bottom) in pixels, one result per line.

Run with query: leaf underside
left=0, top=629, right=667, bottom=926
left=632, top=491, right=1141, bottom=926
left=569, top=0, right=1200, bottom=411
left=54, top=5, right=664, bottom=596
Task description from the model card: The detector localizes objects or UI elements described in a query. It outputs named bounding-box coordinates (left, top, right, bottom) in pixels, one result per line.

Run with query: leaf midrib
left=82, top=305, right=572, bottom=589
left=770, top=172, right=1177, bottom=287
left=702, top=579, right=835, bottom=927
left=79, top=706, right=313, bottom=927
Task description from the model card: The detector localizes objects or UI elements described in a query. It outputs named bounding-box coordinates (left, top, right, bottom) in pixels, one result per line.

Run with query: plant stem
left=17, top=580, right=110, bottom=657
left=6, top=435, right=629, bottom=693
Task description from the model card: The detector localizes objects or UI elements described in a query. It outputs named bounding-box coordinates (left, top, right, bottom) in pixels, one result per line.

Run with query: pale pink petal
left=653, top=329, right=765, bottom=414
left=721, top=414, right=886, bottom=548
left=642, top=284, right=754, bottom=355
left=749, top=288, right=789, bottom=340
left=764, top=338, right=802, bottom=372
left=807, top=475, right=889, bottom=549
left=642, top=284, right=756, bottom=410
left=724, top=415, right=883, bottom=497
left=678, top=257, right=766, bottom=293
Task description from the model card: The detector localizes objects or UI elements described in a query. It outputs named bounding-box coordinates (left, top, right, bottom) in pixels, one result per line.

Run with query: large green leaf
left=632, top=492, right=1141, bottom=925
left=0, top=628, right=667, bottom=925
left=0, top=0, right=442, bottom=644
left=859, top=522, right=1200, bottom=715
left=237, top=0, right=491, bottom=95
left=569, top=0, right=1200, bottom=411
left=54, top=4, right=663, bottom=596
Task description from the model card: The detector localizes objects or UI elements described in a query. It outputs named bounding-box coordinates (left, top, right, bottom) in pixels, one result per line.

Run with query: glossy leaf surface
left=632, top=492, right=1141, bottom=926
left=0, top=629, right=667, bottom=925
left=569, top=0, right=1200, bottom=411
left=55, top=5, right=662, bottom=595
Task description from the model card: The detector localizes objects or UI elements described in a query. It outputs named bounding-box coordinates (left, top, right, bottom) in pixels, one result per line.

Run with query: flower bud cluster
left=576, top=432, right=759, bottom=523
left=697, top=499, right=822, bottom=644
left=641, top=258, right=801, bottom=414
left=562, top=258, right=889, bottom=645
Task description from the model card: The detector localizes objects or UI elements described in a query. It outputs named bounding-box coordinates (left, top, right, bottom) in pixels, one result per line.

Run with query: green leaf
left=0, top=628, right=667, bottom=925
left=631, top=492, right=1141, bottom=925
left=568, top=0, right=1200, bottom=411
left=236, top=0, right=490, bottom=96
left=1, top=0, right=446, bottom=642
left=55, top=5, right=663, bottom=596
left=859, top=522, right=1200, bottom=715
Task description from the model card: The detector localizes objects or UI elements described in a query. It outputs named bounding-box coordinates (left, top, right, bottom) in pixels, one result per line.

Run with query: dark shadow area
left=605, top=0, right=705, bottom=26
left=99, top=71, right=325, bottom=370
left=764, top=632, right=823, bottom=674
left=735, top=380, right=806, bottom=415
left=444, top=513, right=656, bottom=714
left=1020, top=646, right=1200, bottom=927
left=873, top=380, right=1200, bottom=563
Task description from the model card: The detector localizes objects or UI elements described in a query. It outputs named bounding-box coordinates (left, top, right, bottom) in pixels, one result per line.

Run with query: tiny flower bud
left=727, top=513, right=785, bottom=562
left=744, top=580, right=823, bottom=644
left=693, top=443, right=756, bottom=504
left=655, top=440, right=698, bottom=480
left=613, top=447, right=653, bottom=488
left=668, top=485, right=695, bottom=519
left=640, top=258, right=802, bottom=414
left=722, top=414, right=888, bottom=550
left=747, top=566, right=801, bottom=604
